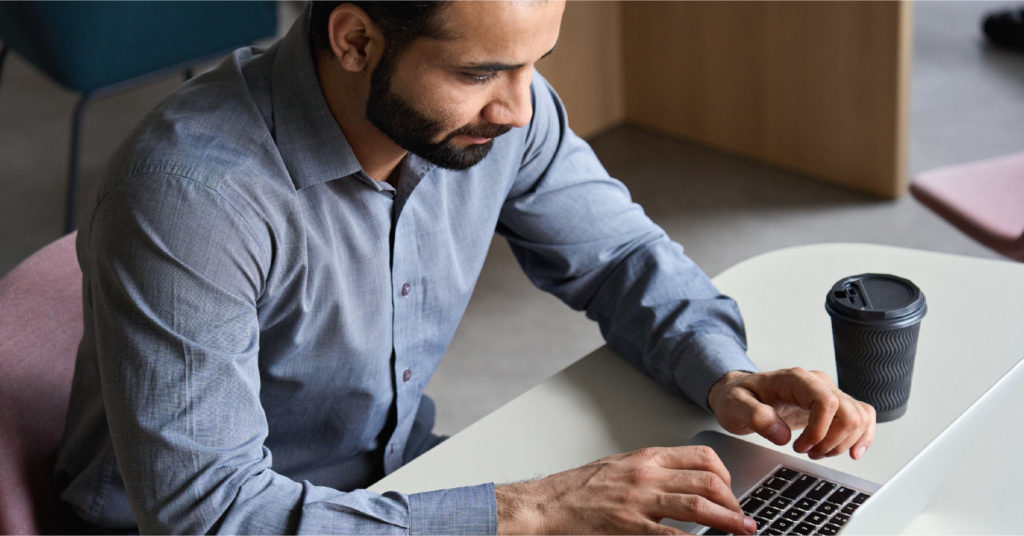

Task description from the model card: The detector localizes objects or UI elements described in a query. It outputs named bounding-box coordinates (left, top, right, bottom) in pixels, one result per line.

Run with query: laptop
left=668, top=356, right=1024, bottom=535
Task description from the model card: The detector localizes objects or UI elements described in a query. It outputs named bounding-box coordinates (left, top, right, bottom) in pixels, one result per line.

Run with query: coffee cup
left=825, top=273, right=927, bottom=422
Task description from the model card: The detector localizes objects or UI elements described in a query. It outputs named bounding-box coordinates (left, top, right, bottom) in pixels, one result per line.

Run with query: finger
left=849, top=403, right=876, bottom=459
left=722, top=387, right=792, bottom=446
left=656, top=493, right=756, bottom=536
left=771, top=370, right=840, bottom=453
left=807, top=394, right=865, bottom=457
left=660, top=469, right=742, bottom=513
left=636, top=519, right=686, bottom=535
left=647, top=446, right=733, bottom=490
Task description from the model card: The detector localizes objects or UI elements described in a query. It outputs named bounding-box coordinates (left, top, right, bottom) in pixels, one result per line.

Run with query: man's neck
left=315, top=52, right=407, bottom=183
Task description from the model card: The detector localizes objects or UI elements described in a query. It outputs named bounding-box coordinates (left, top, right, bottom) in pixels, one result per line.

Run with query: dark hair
left=308, top=1, right=450, bottom=57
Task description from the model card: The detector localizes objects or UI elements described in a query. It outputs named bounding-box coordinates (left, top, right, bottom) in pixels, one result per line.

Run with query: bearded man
left=55, top=2, right=875, bottom=533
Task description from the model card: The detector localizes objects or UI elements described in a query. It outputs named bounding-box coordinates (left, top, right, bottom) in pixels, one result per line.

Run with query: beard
left=366, top=51, right=512, bottom=171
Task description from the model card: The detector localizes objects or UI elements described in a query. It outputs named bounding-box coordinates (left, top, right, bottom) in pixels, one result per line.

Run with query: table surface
left=370, top=244, right=1024, bottom=533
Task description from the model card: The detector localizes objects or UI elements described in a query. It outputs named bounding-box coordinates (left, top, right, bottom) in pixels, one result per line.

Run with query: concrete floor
left=0, top=2, right=1020, bottom=435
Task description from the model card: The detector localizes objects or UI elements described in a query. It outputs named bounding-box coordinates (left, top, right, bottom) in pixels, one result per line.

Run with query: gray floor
left=1, top=2, right=1020, bottom=435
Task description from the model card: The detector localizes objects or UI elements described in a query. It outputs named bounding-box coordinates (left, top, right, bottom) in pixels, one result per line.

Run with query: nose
left=482, top=70, right=534, bottom=128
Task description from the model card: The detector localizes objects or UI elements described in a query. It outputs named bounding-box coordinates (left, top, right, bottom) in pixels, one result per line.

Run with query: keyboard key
left=815, top=502, right=838, bottom=514
left=781, top=474, right=819, bottom=499
left=832, top=513, right=851, bottom=525
left=795, top=498, right=817, bottom=511
left=760, top=506, right=781, bottom=519
left=703, top=528, right=727, bottom=535
left=805, top=480, right=837, bottom=501
left=752, top=486, right=776, bottom=500
left=818, top=523, right=842, bottom=535
left=769, top=518, right=794, bottom=531
left=754, top=515, right=771, bottom=528
left=774, top=467, right=799, bottom=480
left=793, top=522, right=817, bottom=535
left=806, top=511, right=828, bottom=525
left=763, top=477, right=789, bottom=491
left=741, top=497, right=764, bottom=515
left=827, top=486, right=856, bottom=504
left=841, top=502, right=860, bottom=515
left=762, top=529, right=783, bottom=536
left=853, top=492, right=871, bottom=504
left=769, top=496, right=792, bottom=510
left=783, top=508, right=805, bottom=521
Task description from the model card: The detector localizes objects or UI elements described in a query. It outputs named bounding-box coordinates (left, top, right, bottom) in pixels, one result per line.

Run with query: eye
left=461, top=71, right=496, bottom=84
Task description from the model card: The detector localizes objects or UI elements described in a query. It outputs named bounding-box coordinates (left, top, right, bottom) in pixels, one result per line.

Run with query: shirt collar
left=271, top=13, right=363, bottom=190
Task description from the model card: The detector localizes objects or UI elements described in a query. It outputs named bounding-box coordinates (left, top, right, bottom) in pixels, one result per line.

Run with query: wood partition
left=538, top=1, right=913, bottom=199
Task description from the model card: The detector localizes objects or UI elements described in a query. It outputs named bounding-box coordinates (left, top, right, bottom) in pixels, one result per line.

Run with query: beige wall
left=537, top=1, right=626, bottom=140
left=540, top=1, right=913, bottom=199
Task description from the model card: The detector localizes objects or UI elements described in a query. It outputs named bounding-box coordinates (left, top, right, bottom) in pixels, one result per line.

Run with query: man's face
left=365, top=1, right=564, bottom=170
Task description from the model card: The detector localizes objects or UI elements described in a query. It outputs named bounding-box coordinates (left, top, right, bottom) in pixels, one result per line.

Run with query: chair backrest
left=0, top=233, right=81, bottom=534
left=0, top=2, right=278, bottom=93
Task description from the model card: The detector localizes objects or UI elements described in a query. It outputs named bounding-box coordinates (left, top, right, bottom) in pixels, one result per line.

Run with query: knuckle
left=634, top=447, right=661, bottom=463
left=822, top=394, right=841, bottom=412
left=691, top=445, right=719, bottom=468
left=629, top=467, right=657, bottom=486
left=682, top=494, right=712, bottom=515
left=697, top=471, right=722, bottom=496
left=751, top=404, right=777, bottom=425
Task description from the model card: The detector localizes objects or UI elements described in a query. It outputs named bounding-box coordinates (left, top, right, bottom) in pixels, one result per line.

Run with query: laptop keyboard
left=703, top=466, right=871, bottom=536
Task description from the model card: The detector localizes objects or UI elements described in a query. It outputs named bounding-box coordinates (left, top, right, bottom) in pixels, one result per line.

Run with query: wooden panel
left=537, top=1, right=626, bottom=139
left=622, top=2, right=912, bottom=198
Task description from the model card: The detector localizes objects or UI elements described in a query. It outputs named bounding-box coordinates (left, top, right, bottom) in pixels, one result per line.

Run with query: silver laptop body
left=670, top=356, right=1023, bottom=534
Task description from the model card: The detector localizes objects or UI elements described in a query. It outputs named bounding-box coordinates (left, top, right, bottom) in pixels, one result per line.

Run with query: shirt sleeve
left=499, top=73, right=759, bottom=410
left=82, top=173, right=496, bottom=535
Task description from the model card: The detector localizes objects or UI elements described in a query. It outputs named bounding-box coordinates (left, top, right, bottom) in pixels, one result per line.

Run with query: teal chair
left=0, top=1, right=277, bottom=233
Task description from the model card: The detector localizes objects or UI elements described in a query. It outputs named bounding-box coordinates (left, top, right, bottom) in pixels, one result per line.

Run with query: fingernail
left=767, top=422, right=788, bottom=443
left=809, top=452, right=823, bottom=460
left=854, top=445, right=867, bottom=459
left=744, top=516, right=757, bottom=533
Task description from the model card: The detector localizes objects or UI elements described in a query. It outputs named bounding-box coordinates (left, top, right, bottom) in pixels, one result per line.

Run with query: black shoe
left=983, top=7, right=1024, bottom=50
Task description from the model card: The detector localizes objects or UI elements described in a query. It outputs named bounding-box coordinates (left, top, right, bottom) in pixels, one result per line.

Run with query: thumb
left=725, top=388, right=792, bottom=446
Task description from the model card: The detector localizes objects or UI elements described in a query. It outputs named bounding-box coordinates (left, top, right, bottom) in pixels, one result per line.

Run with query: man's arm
left=81, top=173, right=495, bottom=534
left=485, top=73, right=875, bottom=533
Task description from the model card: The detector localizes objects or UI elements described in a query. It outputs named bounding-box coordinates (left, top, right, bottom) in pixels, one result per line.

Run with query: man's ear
left=326, top=4, right=383, bottom=73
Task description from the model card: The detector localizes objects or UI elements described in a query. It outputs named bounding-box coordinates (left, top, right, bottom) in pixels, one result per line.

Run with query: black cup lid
left=825, top=273, right=926, bottom=327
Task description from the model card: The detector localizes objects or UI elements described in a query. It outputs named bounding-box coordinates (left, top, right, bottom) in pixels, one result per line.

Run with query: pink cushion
left=911, top=152, right=1024, bottom=261
left=0, top=232, right=82, bottom=534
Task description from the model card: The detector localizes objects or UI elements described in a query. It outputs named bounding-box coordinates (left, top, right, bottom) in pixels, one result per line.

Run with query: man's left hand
left=707, top=368, right=876, bottom=460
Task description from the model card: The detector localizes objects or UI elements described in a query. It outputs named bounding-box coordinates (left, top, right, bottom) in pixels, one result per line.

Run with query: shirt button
left=401, top=282, right=411, bottom=296
left=403, top=369, right=412, bottom=382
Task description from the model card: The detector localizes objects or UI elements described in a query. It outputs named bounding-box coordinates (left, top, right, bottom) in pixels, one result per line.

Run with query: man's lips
left=453, top=134, right=494, bottom=144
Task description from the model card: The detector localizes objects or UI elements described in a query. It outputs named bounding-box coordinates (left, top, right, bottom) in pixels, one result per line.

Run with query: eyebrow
left=458, top=42, right=558, bottom=72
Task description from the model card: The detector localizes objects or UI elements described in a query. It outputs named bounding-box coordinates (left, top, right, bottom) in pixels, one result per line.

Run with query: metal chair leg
left=65, top=94, right=89, bottom=233
left=0, top=44, right=9, bottom=90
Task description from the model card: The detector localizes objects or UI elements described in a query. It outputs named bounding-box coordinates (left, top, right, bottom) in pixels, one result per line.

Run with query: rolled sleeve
left=409, top=483, right=498, bottom=535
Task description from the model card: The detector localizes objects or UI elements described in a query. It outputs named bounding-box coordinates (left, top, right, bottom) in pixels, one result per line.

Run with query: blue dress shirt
left=55, top=14, right=755, bottom=535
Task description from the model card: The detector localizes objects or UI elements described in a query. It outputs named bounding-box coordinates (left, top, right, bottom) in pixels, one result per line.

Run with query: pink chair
left=0, top=233, right=81, bottom=534
left=911, top=152, right=1024, bottom=262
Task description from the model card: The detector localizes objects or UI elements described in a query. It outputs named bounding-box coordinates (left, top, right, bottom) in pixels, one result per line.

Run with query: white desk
left=371, top=244, right=1024, bottom=533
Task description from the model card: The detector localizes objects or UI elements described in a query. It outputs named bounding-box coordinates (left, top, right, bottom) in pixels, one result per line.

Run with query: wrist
left=708, top=370, right=751, bottom=413
left=496, top=482, right=541, bottom=534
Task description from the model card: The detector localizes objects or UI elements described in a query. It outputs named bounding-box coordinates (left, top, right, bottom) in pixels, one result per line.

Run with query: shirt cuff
left=674, top=333, right=759, bottom=412
left=408, top=483, right=497, bottom=535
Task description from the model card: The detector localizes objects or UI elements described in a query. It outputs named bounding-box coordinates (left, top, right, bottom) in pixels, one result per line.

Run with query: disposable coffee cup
left=825, top=274, right=927, bottom=422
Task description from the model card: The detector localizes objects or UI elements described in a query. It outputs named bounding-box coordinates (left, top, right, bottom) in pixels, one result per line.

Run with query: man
left=55, top=1, right=875, bottom=534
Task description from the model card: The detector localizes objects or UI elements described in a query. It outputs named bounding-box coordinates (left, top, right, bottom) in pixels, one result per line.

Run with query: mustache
left=444, top=122, right=513, bottom=142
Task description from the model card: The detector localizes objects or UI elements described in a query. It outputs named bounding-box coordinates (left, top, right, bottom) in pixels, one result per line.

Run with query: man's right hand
left=494, top=445, right=756, bottom=535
